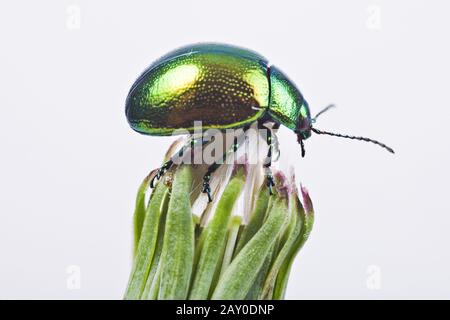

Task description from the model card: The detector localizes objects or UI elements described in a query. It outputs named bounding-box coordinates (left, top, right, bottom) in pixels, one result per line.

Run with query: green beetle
left=126, top=43, right=393, bottom=201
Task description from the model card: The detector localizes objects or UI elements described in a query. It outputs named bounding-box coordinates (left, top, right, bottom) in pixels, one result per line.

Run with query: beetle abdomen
left=126, top=44, right=270, bottom=135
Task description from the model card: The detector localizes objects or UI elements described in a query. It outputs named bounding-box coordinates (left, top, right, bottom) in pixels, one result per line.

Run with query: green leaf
left=207, top=216, right=243, bottom=299
left=260, top=190, right=302, bottom=299
left=245, top=241, right=276, bottom=300
left=219, top=216, right=242, bottom=278
left=272, top=187, right=314, bottom=300
left=189, top=169, right=245, bottom=299
left=125, top=182, right=169, bottom=299
left=233, top=184, right=270, bottom=257
left=158, top=166, right=195, bottom=300
left=140, top=194, right=171, bottom=300
left=211, top=196, right=288, bottom=300
left=132, top=174, right=151, bottom=256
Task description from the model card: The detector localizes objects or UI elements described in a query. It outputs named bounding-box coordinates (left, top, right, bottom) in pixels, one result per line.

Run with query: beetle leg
left=258, top=122, right=279, bottom=195
left=202, top=173, right=213, bottom=203
left=149, top=160, right=173, bottom=188
left=202, top=128, right=248, bottom=202
left=150, top=137, right=204, bottom=188
left=260, top=123, right=275, bottom=195
left=201, top=136, right=238, bottom=202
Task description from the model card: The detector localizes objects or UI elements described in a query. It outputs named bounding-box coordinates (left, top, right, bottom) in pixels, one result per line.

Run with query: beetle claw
left=149, top=169, right=163, bottom=188
left=204, top=188, right=213, bottom=203
left=149, top=176, right=157, bottom=188
left=202, top=174, right=213, bottom=202
left=149, top=160, right=174, bottom=189
left=267, top=173, right=275, bottom=195
left=202, top=184, right=213, bottom=203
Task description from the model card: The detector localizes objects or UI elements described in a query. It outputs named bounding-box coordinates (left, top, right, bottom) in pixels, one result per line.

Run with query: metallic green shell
left=268, top=66, right=311, bottom=135
left=126, top=43, right=270, bottom=135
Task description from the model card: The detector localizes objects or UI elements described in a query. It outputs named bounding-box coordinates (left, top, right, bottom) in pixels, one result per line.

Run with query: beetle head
left=294, top=100, right=313, bottom=157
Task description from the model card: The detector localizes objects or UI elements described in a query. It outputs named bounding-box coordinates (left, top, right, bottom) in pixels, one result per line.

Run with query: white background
left=1, top=0, right=449, bottom=299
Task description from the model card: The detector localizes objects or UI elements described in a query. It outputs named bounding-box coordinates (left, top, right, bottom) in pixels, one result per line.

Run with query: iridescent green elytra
left=125, top=43, right=312, bottom=139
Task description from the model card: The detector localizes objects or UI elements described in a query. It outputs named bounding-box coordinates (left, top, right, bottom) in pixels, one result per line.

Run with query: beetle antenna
left=312, top=104, right=336, bottom=122
left=311, top=127, right=395, bottom=154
